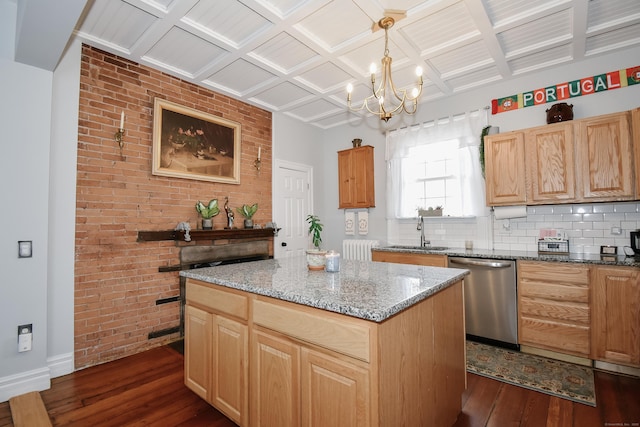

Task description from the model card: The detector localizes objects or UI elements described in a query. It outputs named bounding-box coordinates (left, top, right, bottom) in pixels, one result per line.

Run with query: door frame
left=273, top=159, right=314, bottom=259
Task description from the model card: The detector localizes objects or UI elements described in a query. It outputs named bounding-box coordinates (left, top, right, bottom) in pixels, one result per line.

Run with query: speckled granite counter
left=180, top=255, right=469, bottom=322
left=373, top=245, right=640, bottom=267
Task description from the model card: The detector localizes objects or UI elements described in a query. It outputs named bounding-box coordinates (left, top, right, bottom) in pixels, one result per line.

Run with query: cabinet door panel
left=301, top=348, right=370, bottom=427
left=212, top=315, right=248, bottom=425
left=184, top=305, right=211, bottom=400
left=592, top=266, right=640, bottom=366
left=338, top=147, right=374, bottom=209
left=578, top=112, right=633, bottom=200
left=485, top=132, right=526, bottom=205
left=251, top=330, right=300, bottom=427
left=526, top=123, right=575, bottom=203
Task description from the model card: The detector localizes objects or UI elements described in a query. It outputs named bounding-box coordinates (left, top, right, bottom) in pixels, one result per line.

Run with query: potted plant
left=306, top=214, right=327, bottom=270
left=195, top=199, right=220, bottom=230
left=236, top=203, right=258, bottom=229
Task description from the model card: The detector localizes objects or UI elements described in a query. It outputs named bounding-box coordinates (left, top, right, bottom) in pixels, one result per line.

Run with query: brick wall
left=75, top=45, right=272, bottom=369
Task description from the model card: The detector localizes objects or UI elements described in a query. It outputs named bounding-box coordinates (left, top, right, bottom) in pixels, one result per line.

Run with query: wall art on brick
left=152, top=98, right=241, bottom=184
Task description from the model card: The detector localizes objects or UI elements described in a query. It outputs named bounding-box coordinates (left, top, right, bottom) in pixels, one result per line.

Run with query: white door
left=273, top=160, right=312, bottom=259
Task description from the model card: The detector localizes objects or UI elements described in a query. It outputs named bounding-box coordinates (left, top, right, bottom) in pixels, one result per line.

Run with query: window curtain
left=385, top=109, right=489, bottom=218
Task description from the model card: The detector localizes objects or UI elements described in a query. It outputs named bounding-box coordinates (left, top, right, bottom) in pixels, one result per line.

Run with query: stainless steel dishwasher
left=448, top=257, right=519, bottom=350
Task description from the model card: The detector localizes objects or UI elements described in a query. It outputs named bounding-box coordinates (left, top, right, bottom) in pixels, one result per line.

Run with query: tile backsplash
left=388, top=201, right=640, bottom=255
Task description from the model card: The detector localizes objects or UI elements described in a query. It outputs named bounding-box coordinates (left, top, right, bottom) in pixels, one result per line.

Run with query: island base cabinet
left=250, top=330, right=300, bottom=427
left=185, top=305, right=211, bottom=401
left=592, top=266, right=640, bottom=367
left=300, top=348, right=370, bottom=427
left=212, top=316, right=248, bottom=426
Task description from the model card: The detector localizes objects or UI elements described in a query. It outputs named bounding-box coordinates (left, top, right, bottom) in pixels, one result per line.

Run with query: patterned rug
left=466, top=341, right=596, bottom=406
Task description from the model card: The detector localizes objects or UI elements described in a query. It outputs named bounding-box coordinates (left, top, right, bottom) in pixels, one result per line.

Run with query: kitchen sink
left=388, top=245, right=449, bottom=252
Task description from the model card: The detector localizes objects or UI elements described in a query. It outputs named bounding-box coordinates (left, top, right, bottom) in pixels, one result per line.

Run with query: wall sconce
left=254, top=146, right=261, bottom=172
left=114, top=111, right=125, bottom=151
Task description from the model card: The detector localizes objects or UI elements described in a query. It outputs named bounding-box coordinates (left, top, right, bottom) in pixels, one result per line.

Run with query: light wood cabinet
left=517, top=261, right=591, bottom=357
left=577, top=111, right=634, bottom=201
left=301, top=348, right=370, bottom=427
left=485, top=109, right=636, bottom=206
left=185, top=304, right=211, bottom=400
left=185, top=281, right=249, bottom=426
left=371, top=250, right=448, bottom=267
left=338, top=146, right=375, bottom=209
left=591, top=266, right=640, bottom=367
left=632, top=108, right=640, bottom=198
left=251, top=330, right=300, bottom=427
left=484, top=131, right=527, bottom=206
left=186, top=277, right=466, bottom=427
left=525, top=122, right=576, bottom=203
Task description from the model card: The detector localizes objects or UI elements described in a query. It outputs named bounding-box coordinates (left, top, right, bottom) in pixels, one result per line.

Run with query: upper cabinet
left=338, top=146, right=375, bottom=209
left=525, top=122, right=576, bottom=203
left=577, top=112, right=634, bottom=201
left=484, top=131, right=527, bottom=206
left=485, top=110, right=636, bottom=206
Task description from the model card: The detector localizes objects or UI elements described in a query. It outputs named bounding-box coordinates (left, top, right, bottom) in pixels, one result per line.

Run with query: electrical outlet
left=18, top=324, right=32, bottom=352
left=18, top=241, right=32, bottom=258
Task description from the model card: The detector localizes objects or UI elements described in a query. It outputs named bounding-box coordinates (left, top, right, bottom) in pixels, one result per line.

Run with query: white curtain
left=385, top=110, right=489, bottom=218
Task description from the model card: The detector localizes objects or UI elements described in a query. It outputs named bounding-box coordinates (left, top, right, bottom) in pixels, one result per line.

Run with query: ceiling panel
left=61, top=0, right=640, bottom=129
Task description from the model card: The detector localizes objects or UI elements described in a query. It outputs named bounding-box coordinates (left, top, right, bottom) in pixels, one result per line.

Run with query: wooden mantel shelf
left=137, top=228, right=277, bottom=242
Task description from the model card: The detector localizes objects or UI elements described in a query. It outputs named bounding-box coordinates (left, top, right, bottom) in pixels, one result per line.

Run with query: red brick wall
left=75, top=45, right=272, bottom=369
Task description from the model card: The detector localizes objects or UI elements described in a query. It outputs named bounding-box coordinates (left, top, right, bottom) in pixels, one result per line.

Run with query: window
left=386, top=111, right=488, bottom=219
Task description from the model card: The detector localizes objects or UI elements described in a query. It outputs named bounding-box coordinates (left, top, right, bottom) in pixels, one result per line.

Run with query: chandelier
left=346, top=17, right=423, bottom=122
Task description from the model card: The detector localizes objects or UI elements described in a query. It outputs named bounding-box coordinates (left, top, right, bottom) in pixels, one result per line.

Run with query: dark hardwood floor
left=1, top=343, right=638, bottom=426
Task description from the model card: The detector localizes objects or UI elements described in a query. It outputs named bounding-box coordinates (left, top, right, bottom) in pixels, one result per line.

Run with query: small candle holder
left=114, top=128, right=125, bottom=149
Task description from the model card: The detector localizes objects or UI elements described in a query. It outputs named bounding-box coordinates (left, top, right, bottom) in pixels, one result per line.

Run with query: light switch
left=18, top=241, right=32, bottom=258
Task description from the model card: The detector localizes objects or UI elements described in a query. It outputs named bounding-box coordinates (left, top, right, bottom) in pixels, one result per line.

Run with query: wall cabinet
left=591, top=266, right=640, bottom=368
left=484, top=131, right=527, bottom=206
left=577, top=112, right=634, bottom=201
left=338, top=146, right=375, bottom=209
left=485, top=110, right=635, bottom=206
left=517, top=261, right=591, bottom=357
left=371, top=250, right=448, bottom=267
left=525, top=122, right=576, bottom=203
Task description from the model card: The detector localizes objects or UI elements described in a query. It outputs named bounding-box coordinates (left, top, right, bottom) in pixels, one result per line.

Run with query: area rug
left=466, top=341, right=596, bottom=406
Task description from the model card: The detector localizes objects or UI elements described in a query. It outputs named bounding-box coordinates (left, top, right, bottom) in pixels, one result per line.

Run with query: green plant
left=306, top=214, right=323, bottom=250
left=236, top=203, right=258, bottom=219
left=195, top=199, right=220, bottom=219
left=480, top=125, right=491, bottom=179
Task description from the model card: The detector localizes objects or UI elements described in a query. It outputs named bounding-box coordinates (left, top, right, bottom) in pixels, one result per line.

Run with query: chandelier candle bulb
left=258, top=146, right=261, bottom=160
left=120, top=111, right=124, bottom=129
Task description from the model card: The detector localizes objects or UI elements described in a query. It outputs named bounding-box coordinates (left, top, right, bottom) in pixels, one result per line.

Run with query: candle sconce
left=254, top=157, right=261, bottom=172
left=114, top=128, right=125, bottom=150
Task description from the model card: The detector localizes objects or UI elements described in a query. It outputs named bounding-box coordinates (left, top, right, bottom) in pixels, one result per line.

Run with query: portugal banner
left=491, top=65, right=640, bottom=115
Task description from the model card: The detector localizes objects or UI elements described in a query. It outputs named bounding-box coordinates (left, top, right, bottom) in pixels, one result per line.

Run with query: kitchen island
left=181, top=256, right=469, bottom=427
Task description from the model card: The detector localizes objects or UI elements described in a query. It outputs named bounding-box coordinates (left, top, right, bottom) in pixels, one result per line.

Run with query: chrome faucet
left=417, top=216, right=430, bottom=247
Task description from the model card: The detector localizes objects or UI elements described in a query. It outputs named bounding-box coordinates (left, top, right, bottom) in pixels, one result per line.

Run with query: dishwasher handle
left=449, top=258, right=513, bottom=269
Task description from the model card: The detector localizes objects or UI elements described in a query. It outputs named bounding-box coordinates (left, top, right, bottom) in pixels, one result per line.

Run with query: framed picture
left=152, top=98, right=241, bottom=184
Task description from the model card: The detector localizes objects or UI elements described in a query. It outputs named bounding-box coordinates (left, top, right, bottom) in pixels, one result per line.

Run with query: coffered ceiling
left=38, top=0, right=640, bottom=128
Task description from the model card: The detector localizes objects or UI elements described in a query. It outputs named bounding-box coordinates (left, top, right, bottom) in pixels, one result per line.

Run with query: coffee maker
left=631, top=230, right=640, bottom=254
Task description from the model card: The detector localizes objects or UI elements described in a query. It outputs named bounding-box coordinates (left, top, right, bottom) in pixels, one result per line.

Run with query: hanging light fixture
left=346, top=17, right=423, bottom=122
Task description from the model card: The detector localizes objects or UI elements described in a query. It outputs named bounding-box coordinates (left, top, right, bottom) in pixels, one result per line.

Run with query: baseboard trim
left=47, top=352, right=74, bottom=379
left=0, top=367, right=50, bottom=403
left=520, top=345, right=592, bottom=366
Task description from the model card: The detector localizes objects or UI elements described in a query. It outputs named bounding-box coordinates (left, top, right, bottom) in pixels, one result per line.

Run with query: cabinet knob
left=281, top=242, right=287, bottom=247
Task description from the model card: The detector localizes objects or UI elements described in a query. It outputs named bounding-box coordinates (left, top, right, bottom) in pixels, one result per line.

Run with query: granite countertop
left=373, top=245, right=640, bottom=267
left=180, top=256, right=469, bottom=323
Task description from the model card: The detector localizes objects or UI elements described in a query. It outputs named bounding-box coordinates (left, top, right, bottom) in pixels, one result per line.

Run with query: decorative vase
left=352, top=138, right=362, bottom=148
left=244, top=219, right=254, bottom=229
left=202, top=218, right=213, bottom=230
left=306, top=249, right=327, bottom=271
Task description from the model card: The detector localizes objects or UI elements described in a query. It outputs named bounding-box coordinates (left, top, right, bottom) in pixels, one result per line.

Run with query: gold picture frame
left=152, top=98, right=241, bottom=184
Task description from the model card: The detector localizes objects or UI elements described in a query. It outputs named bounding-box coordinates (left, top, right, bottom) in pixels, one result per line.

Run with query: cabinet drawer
left=520, top=317, right=590, bottom=356
left=518, top=262, right=589, bottom=285
left=371, top=251, right=447, bottom=267
left=186, top=279, right=248, bottom=320
left=519, top=297, right=589, bottom=324
left=252, top=298, right=371, bottom=362
left=519, top=281, right=589, bottom=303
